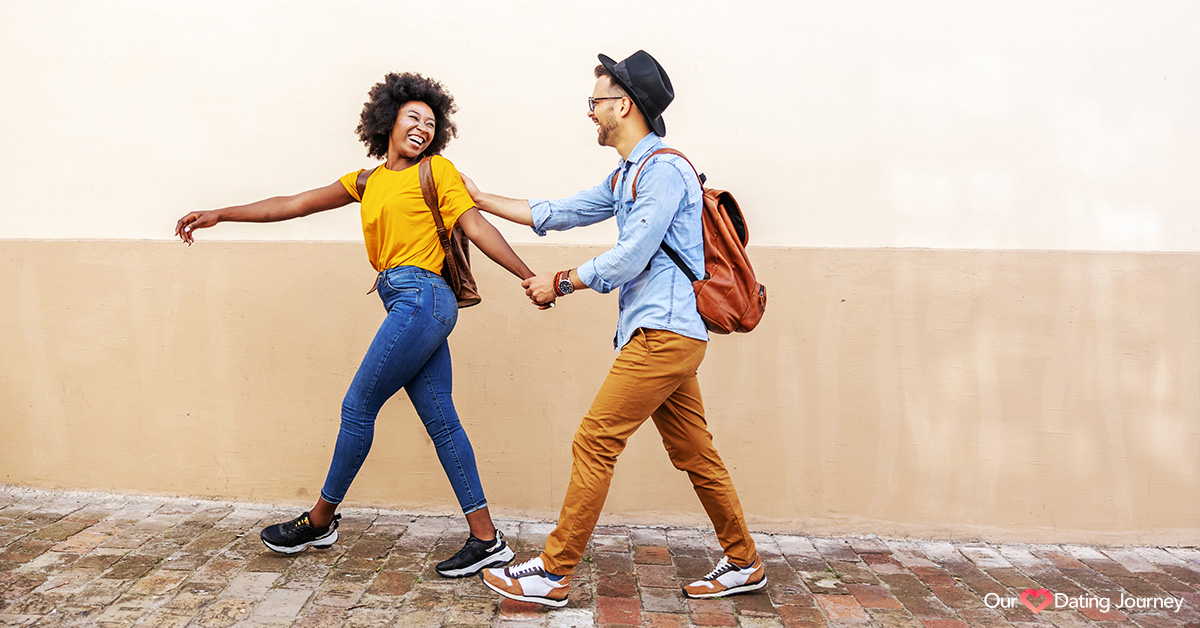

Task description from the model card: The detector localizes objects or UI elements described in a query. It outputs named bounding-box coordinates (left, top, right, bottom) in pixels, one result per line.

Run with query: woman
left=174, top=72, right=544, bottom=578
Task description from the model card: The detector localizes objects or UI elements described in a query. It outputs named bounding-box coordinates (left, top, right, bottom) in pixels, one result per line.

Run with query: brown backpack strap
left=419, top=156, right=460, bottom=280
left=355, top=166, right=379, bottom=200
left=629, top=148, right=702, bottom=202
left=419, top=157, right=449, bottom=236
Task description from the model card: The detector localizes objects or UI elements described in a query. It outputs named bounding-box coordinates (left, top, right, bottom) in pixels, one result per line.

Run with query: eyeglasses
left=587, top=96, right=624, bottom=112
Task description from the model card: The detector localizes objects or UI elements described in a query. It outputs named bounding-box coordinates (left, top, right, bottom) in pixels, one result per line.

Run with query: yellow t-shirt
left=339, top=155, right=475, bottom=273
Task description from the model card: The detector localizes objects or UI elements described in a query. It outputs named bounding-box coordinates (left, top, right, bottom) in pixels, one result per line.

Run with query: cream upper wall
left=2, top=0, right=1198, bottom=250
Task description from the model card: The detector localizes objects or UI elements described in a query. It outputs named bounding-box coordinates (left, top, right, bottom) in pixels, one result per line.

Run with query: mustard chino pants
left=541, top=328, right=757, bottom=575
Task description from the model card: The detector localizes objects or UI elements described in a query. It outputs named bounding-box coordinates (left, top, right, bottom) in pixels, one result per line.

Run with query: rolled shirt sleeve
left=576, top=161, right=688, bottom=294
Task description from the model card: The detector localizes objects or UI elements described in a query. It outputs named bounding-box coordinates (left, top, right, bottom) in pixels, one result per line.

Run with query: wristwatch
left=556, top=270, right=575, bottom=297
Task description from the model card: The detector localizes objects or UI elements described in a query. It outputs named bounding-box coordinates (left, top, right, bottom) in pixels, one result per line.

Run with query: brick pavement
left=0, top=486, right=1197, bottom=627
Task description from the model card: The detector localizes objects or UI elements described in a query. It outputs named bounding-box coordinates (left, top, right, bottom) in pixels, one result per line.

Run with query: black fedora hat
left=598, top=50, right=673, bottom=136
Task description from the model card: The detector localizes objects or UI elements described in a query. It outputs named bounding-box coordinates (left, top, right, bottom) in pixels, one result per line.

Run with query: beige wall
left=2, top=241, right=1197, bottom=545
left=2, top=1, right=1199, bottom=250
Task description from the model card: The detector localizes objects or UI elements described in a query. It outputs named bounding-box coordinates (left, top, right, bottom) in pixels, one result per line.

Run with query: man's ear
left=617, top=97, right=636, bottom=120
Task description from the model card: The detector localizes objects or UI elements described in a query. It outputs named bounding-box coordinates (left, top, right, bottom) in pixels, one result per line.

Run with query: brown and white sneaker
left=683, top=555, right=767, bottom=599
left=481, top=556, right=572, bottom=608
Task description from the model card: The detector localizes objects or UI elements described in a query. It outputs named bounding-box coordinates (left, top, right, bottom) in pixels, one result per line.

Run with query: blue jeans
left=319, top=266, right=488, bottom=514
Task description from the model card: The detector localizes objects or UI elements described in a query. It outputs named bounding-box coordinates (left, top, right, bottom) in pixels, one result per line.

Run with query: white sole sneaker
left=684, top=575, right=768, bottom=599
left=260, top=529, right=338, bottom=554
left=481, top=574, right=570, bottom=608
left=437, top=545, right=515, bottom=578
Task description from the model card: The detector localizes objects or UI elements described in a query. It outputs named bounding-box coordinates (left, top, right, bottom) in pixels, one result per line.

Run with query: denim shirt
left=529, top=133, right=708, bottom=349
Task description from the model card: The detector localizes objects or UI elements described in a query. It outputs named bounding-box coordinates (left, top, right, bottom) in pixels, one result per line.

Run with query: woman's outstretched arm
left=174, top=180, right=356, bottom=245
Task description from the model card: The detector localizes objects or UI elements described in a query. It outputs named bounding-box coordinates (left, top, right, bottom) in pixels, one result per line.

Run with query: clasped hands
left=525, top=272, right=558, bottom=310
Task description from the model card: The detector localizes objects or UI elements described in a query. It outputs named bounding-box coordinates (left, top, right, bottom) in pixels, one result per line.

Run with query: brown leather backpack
left=615, top=148, right=767, bottom=334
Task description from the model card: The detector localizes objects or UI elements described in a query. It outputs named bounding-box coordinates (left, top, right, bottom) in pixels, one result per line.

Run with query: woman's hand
left=174, top=210, right=219, bottom=245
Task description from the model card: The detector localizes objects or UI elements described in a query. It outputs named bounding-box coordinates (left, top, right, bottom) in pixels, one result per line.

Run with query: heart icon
left=1020, top=588, right=1052, bottom=614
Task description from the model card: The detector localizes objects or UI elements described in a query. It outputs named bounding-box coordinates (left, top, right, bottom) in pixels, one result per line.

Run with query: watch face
left=558, top=279, right=574, bottom=294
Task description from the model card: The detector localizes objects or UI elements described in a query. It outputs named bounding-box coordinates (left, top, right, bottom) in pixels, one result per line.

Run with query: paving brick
left=499, top=597, right=549, bottom=620
left=444, top=597, right=499, bottom=624
left=134, top=609, right=195, bottom=628
left=598, top=595, right=641, bottom=625
left=689, top=597, right=737, bottom=626
left=593, top=534, right=629, bottom=553
left=127, top=568, right=189, bottom=595
left=253, top=587, right=314, bottom=619
left=1030, top=547, right=1088, bottom=570
left=52, top=530, right=109, bottom=554
left=959, top=546, right=1012, bottom=570
left=73, top=576, right=132, bottom=606
left=367, top=570, right=415, bottom=596
left=800, top=570, right=850, bottom=596
left=778, top=605, right=829, bottom=628
left=596, top=571, right=638, bottom=597
left=849, top=536, right=893, bottom=555
left=636, top=563, right=679, bottom=588
left=867, top=607, right=924, bottom=628
left=828, top=560, right=881, bottom=585
left=814, top=593, right=869, bottom=621
left=1162, top=565, right=1200, bottom=588
left=676, top=555, right=717, bottom=581
left=0, top=539, right=55, bottom=563
left=634, top=545, right=672, bottom=565
left=895, top=596, right=954, bottom=619
left=734, top=589, right=782, bottom=617
left=72, top=547, right=127, bottom=571
left=630, top=526, right=670, bottom=547
left=244, top=551, right=297, bottom=573
left=219, top=571, right=279, bottom=599
left=310, top=579, right=366, bottom=608
left=812, top=539, right=859, bottom=563
left=192, top=598, right=251, bottom=627
left=984, top=567, right=1039, bottom=589
left=1138, top=571, right=1196, bottom=595
left=909, top=566, right=957, bottom=588
left=666, top=528, right=711, bottom=558
left=3, top=591, right=65, bottom=615
left=928, top=585, right=981, bottom=610
left=641, top=611, right=687, bottom=628
left=878, top=573, right=932, bottom=598
left=30, top=567, right=100, bottom=595
left=863, top=554, right=910, bottom=576
left=30, top=519, right=92, bottom=542
left=768, top=579, right=817, bottom=607
left=641, top=585, right=686, bottom=613
left=847, top=583, right=903, bottom=609
left=189, top=557, right=245, bottom=585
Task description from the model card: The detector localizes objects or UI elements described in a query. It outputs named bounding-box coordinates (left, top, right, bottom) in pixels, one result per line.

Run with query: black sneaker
left=436, top=530, right=515, bottom=578
left=260, top=512, right=340, bottom=554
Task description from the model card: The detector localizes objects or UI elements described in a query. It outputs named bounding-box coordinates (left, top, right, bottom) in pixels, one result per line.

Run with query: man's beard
left=596, top=115, right=615, bottom=146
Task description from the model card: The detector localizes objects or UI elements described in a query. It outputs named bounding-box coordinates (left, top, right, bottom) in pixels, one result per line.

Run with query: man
left=462, top=50, right=765, bottom=608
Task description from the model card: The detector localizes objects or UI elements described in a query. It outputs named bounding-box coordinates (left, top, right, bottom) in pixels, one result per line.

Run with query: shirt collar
left=618, top=133, right=664, bottom=169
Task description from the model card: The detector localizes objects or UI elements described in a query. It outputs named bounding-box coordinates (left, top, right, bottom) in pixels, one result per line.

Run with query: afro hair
left=355, top=72, right=458, bottom=160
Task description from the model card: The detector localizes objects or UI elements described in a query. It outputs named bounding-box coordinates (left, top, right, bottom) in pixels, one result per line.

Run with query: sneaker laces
left=701, top=556, right=737, bottom=580
left=288, top=514, right=312, bottom=532
left=508, top=557, right=545, bottom=578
